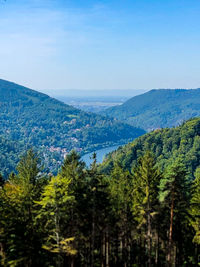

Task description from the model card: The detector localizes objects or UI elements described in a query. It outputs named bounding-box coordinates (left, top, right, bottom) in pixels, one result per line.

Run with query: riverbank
left=82, top=144, right=125, bottom=166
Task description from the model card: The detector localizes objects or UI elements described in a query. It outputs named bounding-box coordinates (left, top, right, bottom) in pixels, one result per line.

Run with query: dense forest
left=0, top=118, right=200, bottom=266
left=0, top=79, right=144, bottom=175
left=103, top=88, right=200, bottom=131
left=0, top=136, right=23, bottom=177
left=101, top=117, right=200, bottom=177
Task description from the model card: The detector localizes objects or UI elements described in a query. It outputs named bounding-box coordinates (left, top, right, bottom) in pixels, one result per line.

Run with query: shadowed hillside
left=101, top=117, right=200, bottom=177
left=0, top=79, right=145, bottom=174
left=103, top=88, right=200, bottom=131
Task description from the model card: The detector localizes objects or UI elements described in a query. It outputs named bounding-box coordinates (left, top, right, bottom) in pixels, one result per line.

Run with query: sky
left=0, top=0, right=200, bottom=92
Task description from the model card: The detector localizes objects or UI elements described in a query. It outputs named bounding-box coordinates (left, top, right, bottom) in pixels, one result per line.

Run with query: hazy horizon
left=1, top=0, right=200, bottom=91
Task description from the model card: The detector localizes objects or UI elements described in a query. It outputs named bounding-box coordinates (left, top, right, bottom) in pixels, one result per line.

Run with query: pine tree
left=60, top=150, right=87, bottom=265
left=86, top=153, right=111, bottom=267
left=109, top=163, right=133, bottom=266
left=17, top=148, right=41, bottom=185
left=159, top=158, right=190, bottom=266
left=0, top=149, right=45, bottom=266
left=132, top=151, right=161, bottom=267
left=190, top=167, right=200, bottom=245
left=36, top=174, right=76, bottom=267
left=60, top=150, right=85, bottom=186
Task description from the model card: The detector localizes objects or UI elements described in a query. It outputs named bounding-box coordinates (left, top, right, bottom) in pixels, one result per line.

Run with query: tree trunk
left=155, top=231, right=159, bottom=266
left=55, top=208, right=62, bottom=267
left=137, top=233, right=142, bottom=266
left=124, top=235, right=127, bottom=267
left=127, top=236, right=131, bottom=267
left=91, top=190, right=95, bottom=267
left=101, top=231, right=105, bottom=267
left=119, top=231, right=123, bottom=264
left=70, top=257, right=74, bottom=267
left=91, top=219, right=95, bottom=267
left=106, top=227, right=109, bottom=267
left=147, top=200, right=152, bottom=267
left=168, top=191, right=174, bottom=267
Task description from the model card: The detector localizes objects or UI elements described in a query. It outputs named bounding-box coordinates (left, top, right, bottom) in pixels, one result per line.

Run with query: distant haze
left=44, top=89, right=148, bottom=98
left=46, top=89, right=148, bottom=113
left=1, top=1, right=200, bottom=90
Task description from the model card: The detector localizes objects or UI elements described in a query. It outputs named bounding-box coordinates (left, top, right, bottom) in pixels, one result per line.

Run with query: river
left=82, top=144, right=123, bottom=166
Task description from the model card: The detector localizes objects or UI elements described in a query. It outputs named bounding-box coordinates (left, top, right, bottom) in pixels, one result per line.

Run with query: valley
left=47, top=89, right=147, bottom=113
left=1, top=82, right=200, bottom=266
left=1, top=1, right=200, bottom=266
left=1, top=117, right=200, bottom=266
left=103, top=88, right=200, bottom=131
left=0, top=79, right=145, bottom=176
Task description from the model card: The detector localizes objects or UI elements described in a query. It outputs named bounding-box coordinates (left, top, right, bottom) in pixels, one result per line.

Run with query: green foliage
left=0, top=121, right=200, bottom=266
left=37, top=174, right=74, bottom=212
left=100, top=121, right=200, bottom=266
left=17, top=148, right=41, bottom=185
left=190, top=168, right=200, bottom=245
left=132, top=151, right=161, bottom=226
left=0, top=149, right=47, bottom=266
left=106, top=164, right=133, bottom=266
left=0, top=136, right=23, bottom=177
left=36, top=174, right=76, bottom=265
left=132, top=152, right=161, bottom=265
left=104, top=88, right=200, bottom=131
left=159, top=159, right=189, bottom=210
left=101, top=118, right=200, bottom=177
left=109, top=164, right=132, bottom=218
left=0, top=79, right=145, bottom=175
left=159, top=159, right=191, bottom=266
left=60, top=150, right=85, bottom=185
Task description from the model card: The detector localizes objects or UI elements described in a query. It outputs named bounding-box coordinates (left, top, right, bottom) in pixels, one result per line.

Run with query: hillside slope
left=101, top=118, right=200, bottom=177
left=0, top=79, right=145, bottom=172
left=103, top=88, right=200, bottom=131
left=0, top=136, right=23, bottom=177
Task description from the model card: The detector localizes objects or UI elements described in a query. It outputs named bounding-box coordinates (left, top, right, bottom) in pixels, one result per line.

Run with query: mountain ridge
left=0, top=79, right=145, bottom=174
left=100, top=117, right=200, bottom=177
left=103, top=88, right=200, bottom=131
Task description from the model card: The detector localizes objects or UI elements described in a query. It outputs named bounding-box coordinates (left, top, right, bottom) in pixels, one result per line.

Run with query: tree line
left=0, top=149, right=199, bottom=266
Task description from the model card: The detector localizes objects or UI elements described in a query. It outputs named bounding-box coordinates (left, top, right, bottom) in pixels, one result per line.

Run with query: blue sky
left=0, top=0, right=200, bottom=91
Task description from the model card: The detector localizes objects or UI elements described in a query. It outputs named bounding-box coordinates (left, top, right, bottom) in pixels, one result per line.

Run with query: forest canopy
left=0, top=118, right=200, bottom=266
left=0, top=79, right=144, bottom=176
left=103, top=88, right=200, bottom=131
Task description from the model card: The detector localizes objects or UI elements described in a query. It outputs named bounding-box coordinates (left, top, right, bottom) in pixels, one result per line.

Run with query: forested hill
left=103, top=88, right=200, bottom=131
left=0, top=136, right=23, bottom=176
left=101, top=117, right=200, bottom=177
left=1, top=121, right=200, bottom=266
left=0, top=79, right=145, bottom=174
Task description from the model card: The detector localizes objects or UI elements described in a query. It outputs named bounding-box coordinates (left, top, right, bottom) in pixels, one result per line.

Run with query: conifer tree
left=17, top=148, right=41, bottom=185
left=190, top=167, right=200, bottom=245
left=60, top=150, right=85, bottom=185
left=0, top=149, right=45, bottom=266
left=109, top=163, right=133, bottom=266
left=132, top=151, right=161, bottom=267
left=159, top=159, right=190, bottom=266
left=36, top=174, right=76, bottom=267
left=86, top=153, right=111, bottom=267
left=59, top=150, right=87, bottom=265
